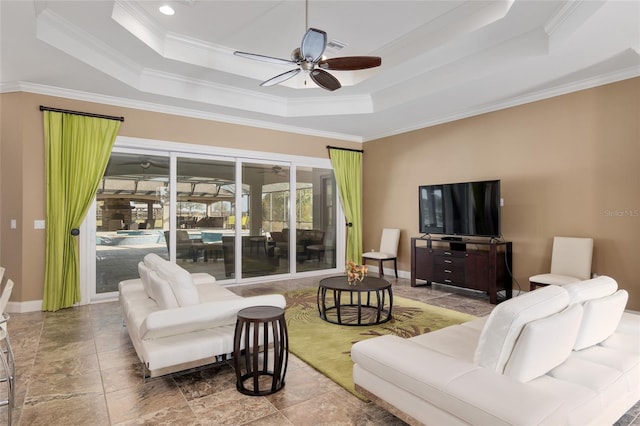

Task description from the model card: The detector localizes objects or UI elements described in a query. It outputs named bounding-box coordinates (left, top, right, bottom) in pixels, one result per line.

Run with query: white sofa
left=352, top=276, right=640, bottom=425
left=119, top=253, right=286, bottom=377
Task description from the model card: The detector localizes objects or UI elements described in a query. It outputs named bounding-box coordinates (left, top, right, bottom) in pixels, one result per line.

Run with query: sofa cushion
left=139, top=294, right=286, bottom=340
left=143, top=253, right=167, bottom=270
left=410, top=319, right=484, bottom=362
left=474, top=285, right=569, bottom=374
left=574, top=290, right=628, bottom=350
left=503, top=303, right=583, bottom=382
left=548, top=356, right=628, bottom=407
left=601, top=312, right=640, bottom=354
left=154, top=260, right=200, bottom=307
left=137, top=262, right=155, bottom=300
left=562, top=275, right=617, bottom=304
left=148, top=271, right=178, bottom=310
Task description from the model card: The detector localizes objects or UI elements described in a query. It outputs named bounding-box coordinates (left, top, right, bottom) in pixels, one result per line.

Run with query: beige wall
left=363, top=77, right=640, bottom=309
left=0, top=92, right=359, bottom=304
left=1, top=78, right=638, bottom=309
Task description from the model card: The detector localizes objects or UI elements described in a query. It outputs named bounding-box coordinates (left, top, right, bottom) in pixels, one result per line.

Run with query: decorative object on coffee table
left=345, top=261, right=368, bottom=285
left=317, top=275, right=392, bottom=326
left=233, top=305, right=288, bottom=396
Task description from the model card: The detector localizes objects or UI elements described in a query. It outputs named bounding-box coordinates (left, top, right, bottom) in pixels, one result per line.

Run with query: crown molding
left=4, top=64, right=638, bottom=145
left=0, top=81, right=364, bottom=142
left=368, top=66, right=640, bottom=142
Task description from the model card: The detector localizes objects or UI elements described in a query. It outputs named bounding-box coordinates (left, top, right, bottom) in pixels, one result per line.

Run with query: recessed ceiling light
left=159, top=5, right=175, bottom=16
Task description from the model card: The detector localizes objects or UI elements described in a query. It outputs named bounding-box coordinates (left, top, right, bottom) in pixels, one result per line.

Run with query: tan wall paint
left=0, top=92, right=360, bottom=304
left=1, top=79, right=638, bottom=309
left=363, top=77, right=640, bottom=309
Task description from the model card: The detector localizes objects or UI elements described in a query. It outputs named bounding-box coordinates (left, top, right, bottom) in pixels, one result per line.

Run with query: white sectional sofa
left=352, top=276, right=640, bottom=425
left=119, top=253, right=286, bottom=377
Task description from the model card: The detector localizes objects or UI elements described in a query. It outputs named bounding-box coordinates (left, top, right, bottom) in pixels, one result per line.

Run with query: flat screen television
left=419, top=180, right=501, bottom=238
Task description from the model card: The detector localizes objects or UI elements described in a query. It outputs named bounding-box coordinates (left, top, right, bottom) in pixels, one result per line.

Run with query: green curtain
left=329, top=148, right=363, bottom=264
left=43, top=112, right=121, bottom=311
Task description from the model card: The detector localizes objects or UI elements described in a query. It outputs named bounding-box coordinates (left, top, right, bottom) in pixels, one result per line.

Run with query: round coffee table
left=317, top=276, right=393, bottom=326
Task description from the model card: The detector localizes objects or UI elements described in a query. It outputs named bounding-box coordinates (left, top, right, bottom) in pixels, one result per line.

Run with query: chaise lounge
left=118, top=253, right=286, bottom=377
left=352, top=276, right=639, bottom=425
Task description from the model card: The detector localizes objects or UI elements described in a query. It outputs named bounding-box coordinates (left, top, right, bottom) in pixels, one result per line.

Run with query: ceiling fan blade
left=260, top=69, right=301, bottom=87
left=310, top=69, right=341, bottom=91
left=300, top=28, right=327, bottom=62
left=234, top=51, right=296, bottom=66
left=318, top=56, right=382, bottom=71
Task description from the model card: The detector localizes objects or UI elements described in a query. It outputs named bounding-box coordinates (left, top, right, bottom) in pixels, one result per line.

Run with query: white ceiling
left=1, top=0, right=639, bottom=142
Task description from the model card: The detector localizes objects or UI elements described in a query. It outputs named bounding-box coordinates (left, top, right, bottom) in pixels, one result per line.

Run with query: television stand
left=410, top=237, right=513, bottom=304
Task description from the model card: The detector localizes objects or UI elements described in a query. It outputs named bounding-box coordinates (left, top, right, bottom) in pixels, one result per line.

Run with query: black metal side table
left=233, top=305, right=288, bottom=396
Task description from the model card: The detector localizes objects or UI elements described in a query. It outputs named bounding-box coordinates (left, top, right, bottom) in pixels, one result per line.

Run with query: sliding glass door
left=239, top=162, right=291, bottom=278
left=94, top=152, right=169, bottom=295
left=173, top=157, right=236, bottom=280
left=297, top=166, right=337, bottom=271
left=85, top=141, right=340, bottom=302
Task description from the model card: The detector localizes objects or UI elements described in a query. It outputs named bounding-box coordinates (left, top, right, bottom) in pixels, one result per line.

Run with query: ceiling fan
left=126, top=159, right=168, bottom=169
left=259, top=165, right=288, bottom=177
left=233, top=3, right=381, bottom=91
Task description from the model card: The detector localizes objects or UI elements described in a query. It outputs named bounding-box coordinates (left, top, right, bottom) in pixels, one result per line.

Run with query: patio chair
left=307, top=228, right=334, bottom=263
left=164, top=230, right=200, bottom=261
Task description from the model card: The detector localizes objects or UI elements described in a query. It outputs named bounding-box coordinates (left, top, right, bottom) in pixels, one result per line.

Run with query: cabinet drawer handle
left=444, top=259, right=452, bottom=264
left=444, top=279, right=452, bottom=283
left=444, top=269, right=452, bottom=274
left=444, top=252, right=452, bottom=256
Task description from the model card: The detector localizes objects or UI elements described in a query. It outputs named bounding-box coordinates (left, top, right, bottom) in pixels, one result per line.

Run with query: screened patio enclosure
left=93, top=151, right=338, bottom=296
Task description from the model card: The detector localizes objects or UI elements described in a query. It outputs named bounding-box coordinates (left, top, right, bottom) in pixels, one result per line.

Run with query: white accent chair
left=529, top=236, right=593, bottom=290
left=362, top=228, right=401, bottom=278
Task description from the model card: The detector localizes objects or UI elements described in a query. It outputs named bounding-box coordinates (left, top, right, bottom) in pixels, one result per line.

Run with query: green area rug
left=283, top=287, right=476, bottom=398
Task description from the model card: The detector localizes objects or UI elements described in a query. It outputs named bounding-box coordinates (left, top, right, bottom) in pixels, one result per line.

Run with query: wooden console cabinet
left=411, top=237, right=513, bottom=304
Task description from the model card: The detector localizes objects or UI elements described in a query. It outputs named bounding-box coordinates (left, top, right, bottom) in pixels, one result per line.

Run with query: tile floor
left=2, top=276, right=639, bottom=425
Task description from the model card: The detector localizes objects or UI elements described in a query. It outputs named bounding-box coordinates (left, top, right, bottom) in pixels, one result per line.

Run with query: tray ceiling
left=1, top=1, right=638, bottom=142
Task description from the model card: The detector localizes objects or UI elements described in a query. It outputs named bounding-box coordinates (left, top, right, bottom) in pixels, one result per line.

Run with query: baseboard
left=366, top=265, right=410, bottom=279
left=7, top=299, right=43, bottom=313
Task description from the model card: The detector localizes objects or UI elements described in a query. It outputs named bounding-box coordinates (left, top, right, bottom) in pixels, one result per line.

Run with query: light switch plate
left=34, top=220, right=46, bottom=229
left=10, top=219, right=16, bottom=229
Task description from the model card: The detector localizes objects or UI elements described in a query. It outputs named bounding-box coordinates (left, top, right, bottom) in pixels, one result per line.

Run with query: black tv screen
left=419, top=180, right=501, bottom=238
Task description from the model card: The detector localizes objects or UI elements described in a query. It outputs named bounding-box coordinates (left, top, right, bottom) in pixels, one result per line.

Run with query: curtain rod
left=39, top=105, right=125, bottom=122
left=326, top=145, right=364, bottom=153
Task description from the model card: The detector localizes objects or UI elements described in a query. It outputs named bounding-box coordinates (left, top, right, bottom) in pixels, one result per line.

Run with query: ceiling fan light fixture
left=159, top=5, right=175, bottom=16
left=326, top=40, right=346, bottom=51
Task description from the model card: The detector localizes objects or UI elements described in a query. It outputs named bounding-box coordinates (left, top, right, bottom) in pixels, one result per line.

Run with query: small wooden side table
left=233, top=305, right=288, bottom=396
